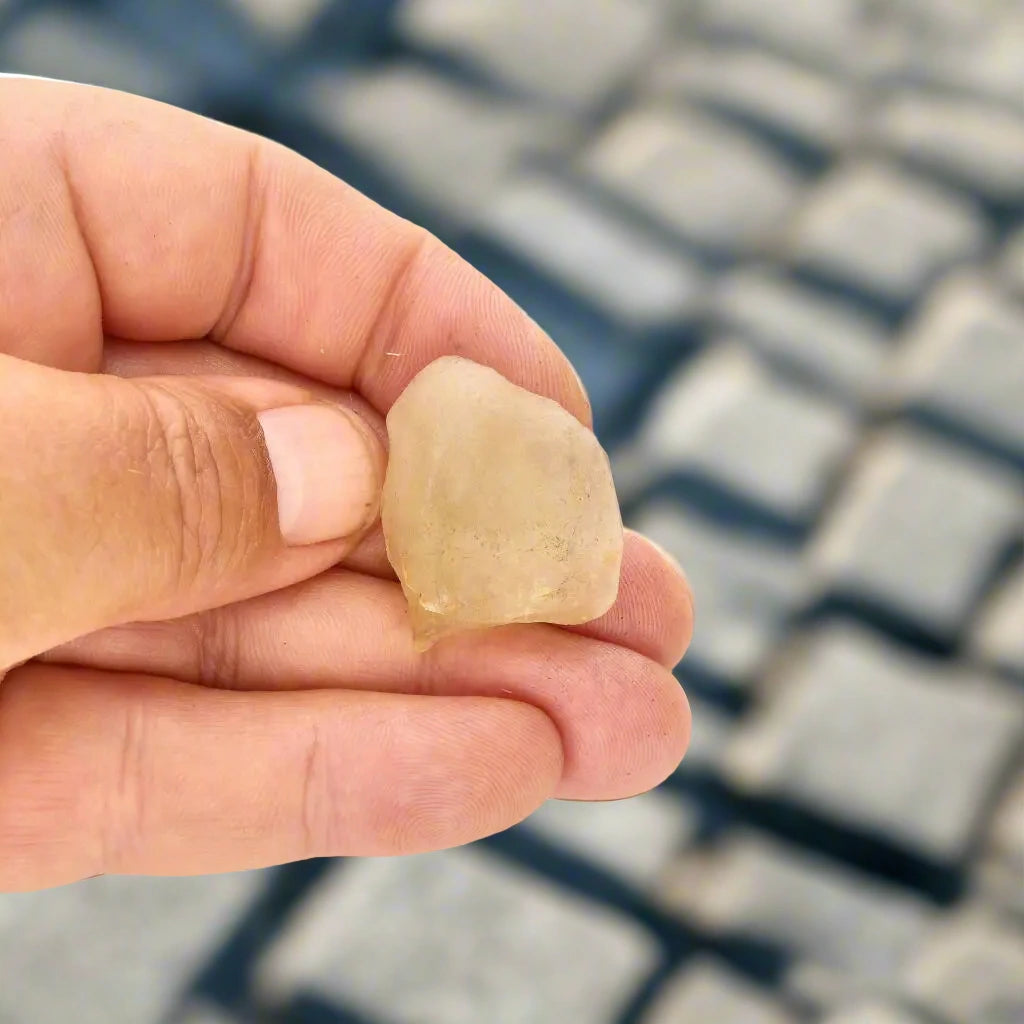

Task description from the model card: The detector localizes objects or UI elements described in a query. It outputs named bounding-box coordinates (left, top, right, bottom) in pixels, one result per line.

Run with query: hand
left=0, top=80, right=693, bottom=891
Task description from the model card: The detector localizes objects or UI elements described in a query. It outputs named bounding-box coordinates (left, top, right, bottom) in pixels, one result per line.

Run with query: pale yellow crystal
left=381, top=356, right=624, bottom=650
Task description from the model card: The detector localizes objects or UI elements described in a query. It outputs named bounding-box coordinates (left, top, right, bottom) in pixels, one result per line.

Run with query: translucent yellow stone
left=382, top=357, right=623, bottom=650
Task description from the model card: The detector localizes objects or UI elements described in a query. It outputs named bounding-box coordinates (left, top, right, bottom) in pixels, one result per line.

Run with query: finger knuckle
left=98, top=701, right=148, bottom=874
left=134, top=384, right=265, bottom=595
left=298, top=722, right=336, bottom=858
left=193, top=607, right=245, bottom=690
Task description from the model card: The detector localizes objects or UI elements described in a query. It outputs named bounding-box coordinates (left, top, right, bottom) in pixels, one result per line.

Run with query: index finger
left=0, top=78, right=591, bottom=422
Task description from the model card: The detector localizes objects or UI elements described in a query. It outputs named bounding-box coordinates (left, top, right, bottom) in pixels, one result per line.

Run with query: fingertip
left=628, top=530, right=695, bottom=668
left=369, top=696, right=564, bottom=855
left=465, top=697, right=565, bottom=830
left=566, top=531, right=694, bottom=669
left=556, top=663, right=690, bottom=801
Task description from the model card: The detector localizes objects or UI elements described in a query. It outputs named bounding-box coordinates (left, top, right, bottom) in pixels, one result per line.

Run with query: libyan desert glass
left=382, top=356, right=623, bottom=650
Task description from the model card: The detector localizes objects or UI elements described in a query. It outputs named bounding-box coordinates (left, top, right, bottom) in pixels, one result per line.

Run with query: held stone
left=382, top=357, right=623, bottom=650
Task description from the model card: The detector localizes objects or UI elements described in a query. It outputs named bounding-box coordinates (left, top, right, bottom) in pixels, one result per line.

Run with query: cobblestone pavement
left=1, top=1, right=1022, bottom=1022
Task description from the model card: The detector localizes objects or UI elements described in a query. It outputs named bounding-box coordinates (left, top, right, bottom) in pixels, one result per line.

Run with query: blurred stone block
left=901, top=910, right=1024, bottom=1024
left=473, top=173, right=705, bottom=333
left=660, top=832, right=933, bottom=989
left=806, top=428, right=1023, bottom=642
left=629, top=503, right=803, bottom=688
left=642, top=44, right=856, bottom=157
left=628, top=344, right=856, bottom=528
left=640, top=958, right=797, bottom=1024
left=302, top=65, right=566, bottom=226
left=0, top=872, right=266, bottom=1024
left=690, top=0, right=865, bottom=72
left=712, top=266, right=888, bottom=403
left=882, top=274, right=1024, bottom=466
left=225, top=0, right=329, bottom=41
left=580, top=105, right=801, bottom=255
left=971, top=562, right=1024, bottom=679
left=258, top=850, right=658, bottom=1024
left=867, top=90, right=1024, bottom=206
left=522, top=790, right=699, bottom=886
left=885, top=10, right=1024, bottom=115
left=0, top=7, right=192, bottom=104
left=787, top=161, right=989, bottom=310
left=393, top=0, right=660, bottom=111
left=726, top=622, right=1024, bottom=863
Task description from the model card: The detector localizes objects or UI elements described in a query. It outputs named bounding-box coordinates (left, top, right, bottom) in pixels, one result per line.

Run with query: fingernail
left=258, top=405, right=382, bottom=546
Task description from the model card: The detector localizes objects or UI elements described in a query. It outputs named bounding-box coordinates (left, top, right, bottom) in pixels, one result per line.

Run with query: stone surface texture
left=382, top=357, right=623, bottom=648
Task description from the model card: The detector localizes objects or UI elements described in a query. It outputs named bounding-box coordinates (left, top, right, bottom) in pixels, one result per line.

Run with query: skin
left=0, top=79, right=693, bottom=892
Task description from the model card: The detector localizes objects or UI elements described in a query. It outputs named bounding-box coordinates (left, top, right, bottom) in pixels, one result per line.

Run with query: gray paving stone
left=867, top=90, right=1024, bottom=205
left=629, top=502, right=804, bottom=687
left=629, top=343, right=856, bottom=526
left=901, top=910, right=1024, bottom=1024
left=474, top=173, right=705, bottom=330
left=786, top=161, right=990, bottom=309
left=225, top=0, right=329, bottom=41
left=302, top=64, right=566, bottom=226
left=579, top=104, right=802, bottom=255
left=1000, top=228, right=1024, bottom=297
left=0, top=872, right=266, bottom=1024
left=258, top=849, right=658, bottom=1024
left=820, top=1003, right=928, bottom=1024
left=0, top=7, right=192, bottom=104
left=726, top=622, right=1024, bottom=863
left=806, top=428, right=1023, bottom=641
left=882, top=274, right=1024, bottom=465
left=393, top=0, right=660, bottom=111
left=642, top=44, right=857, bottom=156
left=660, top=832, right=933, bottom=987
left=972, top=562, right=1024, bottom=678
left=885, top=9, right=1024, bottom=116
left=877, top=0, right=1007, bottom=37
left=640, top=957, right=797, bottom=1024
left=690, top=0, right=866, bottom=72
left=712, top=266, right=888, bottom=403
left=522, top=790, right=699, bottom=886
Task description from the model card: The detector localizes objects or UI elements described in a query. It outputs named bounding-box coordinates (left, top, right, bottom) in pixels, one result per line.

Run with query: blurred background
left=1, top=0, right=1022, bottom=1022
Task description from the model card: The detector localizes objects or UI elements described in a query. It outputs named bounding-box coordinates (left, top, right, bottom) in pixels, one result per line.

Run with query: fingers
left=0, top=79, right=590, bottom=425
left=0, top=663, right=562, bottom=889
left=48, top=568, right=692, bottom=801
left=0, top=354, right=385, bottom=670
left=102, top=341, right=692, bottom=617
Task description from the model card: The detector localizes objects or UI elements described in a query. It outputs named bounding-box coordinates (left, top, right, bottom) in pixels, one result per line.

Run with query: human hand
left=0, top=80, right=692, bottom=891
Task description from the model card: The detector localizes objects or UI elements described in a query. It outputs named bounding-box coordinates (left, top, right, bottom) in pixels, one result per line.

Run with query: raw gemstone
left=382, top=357, right=623, bottom=649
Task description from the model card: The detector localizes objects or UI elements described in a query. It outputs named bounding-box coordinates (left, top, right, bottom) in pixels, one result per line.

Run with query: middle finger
left=47, top=569, right=691, bottom=801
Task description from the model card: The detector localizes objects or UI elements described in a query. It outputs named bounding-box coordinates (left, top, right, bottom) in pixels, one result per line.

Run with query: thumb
left=0, top=354, right=385, bottom=670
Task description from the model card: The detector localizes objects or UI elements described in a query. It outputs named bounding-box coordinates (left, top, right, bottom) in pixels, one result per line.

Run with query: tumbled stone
left=382, top=357, right=623, bottom=649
